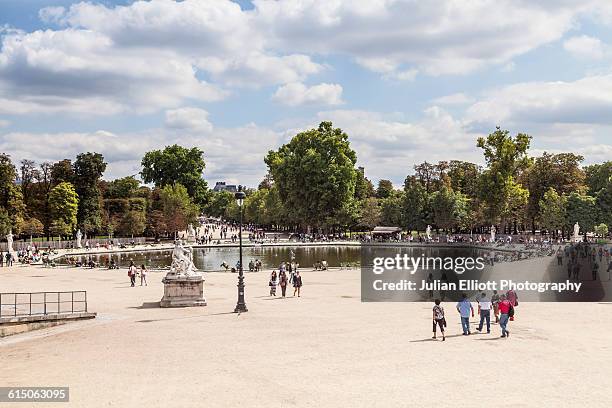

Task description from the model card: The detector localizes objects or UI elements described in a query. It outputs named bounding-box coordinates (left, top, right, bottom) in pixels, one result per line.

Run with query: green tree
left=539, top=188, right=567, bottom=236
left=477, top=127, right=532, bottom=225
left=141, top=145, right=208, bottom=207
left=49, top=182, right=79, bottom=237
left=0, top=154, right=25, bottom=232
left=376, top=179, right=394, bottom=199
left=448, top=160, right=480, bottom=198
left=523, top=152, right=585, bottom=231
left=430, top=187, right=469, bottom=231
left=73, top=152, right=107, bottom=234
left=358, top=197, right=382, bottom=229
left=584, top=161, right=612, bottom=195
left=159, top=183, right=198, bottom=236
left=380, top=191, right=404, bottom=227
left=205, top=191, right=235, bottom=218
left=354, top=169, right=375, bottom=200
left=105, top=176, right=140, bottom=199
left=264, top=121, right=357, bottom=230
left=117, top=210, right=146, bottom=237
left=596, top=177, right=612, bottom=227
left=50, top=159, right=75, bottom=186
left=403, top=176, right=429, bottom=232
left=594, top=223, right=608, bottom=237
left=566, top=192, right=598, bottom=236
left=22, top=217, right=44, bottom=238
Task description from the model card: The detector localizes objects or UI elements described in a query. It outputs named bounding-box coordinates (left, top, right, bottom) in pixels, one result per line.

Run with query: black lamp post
left=234, top=186, right=248, bottom=313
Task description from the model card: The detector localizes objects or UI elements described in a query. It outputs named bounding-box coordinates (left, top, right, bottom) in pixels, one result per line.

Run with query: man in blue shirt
left=456, top=293, right=474, bottom=335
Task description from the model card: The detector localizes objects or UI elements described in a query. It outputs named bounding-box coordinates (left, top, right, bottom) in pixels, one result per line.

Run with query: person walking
left=293, top=271, right=303, bottom=297
left=498, top=294, right=513, bottom=338
left=269, top=270, right=278, bottom=296
left=128, top=261, right=137, bottom=287
left=140, top=264, right=148, bottom=286
left=491, top=290, right=500, bottom=323
left=476, top=292, right=492, bottom=334
left=456, top=293, right=474, bottom=335
left=432, top=299, right=446, bottom=341
left=506, top=289, right=518, bottom=321
left=279, top=270, right=288, bottom=297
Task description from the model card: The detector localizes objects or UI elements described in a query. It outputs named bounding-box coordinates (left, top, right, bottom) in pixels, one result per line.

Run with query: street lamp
left=234, top=186, right=248, bottom=313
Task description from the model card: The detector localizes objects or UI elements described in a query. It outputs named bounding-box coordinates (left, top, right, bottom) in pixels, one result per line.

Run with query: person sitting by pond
left=109, top=258, right=118, bottom=269
left=249, top=260, right=255, bottom=272
left=293, top=271, right=303, bottom=297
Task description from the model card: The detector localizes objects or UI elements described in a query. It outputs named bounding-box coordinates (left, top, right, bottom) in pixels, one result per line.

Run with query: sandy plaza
left=2, top=261, right=612, bottom=408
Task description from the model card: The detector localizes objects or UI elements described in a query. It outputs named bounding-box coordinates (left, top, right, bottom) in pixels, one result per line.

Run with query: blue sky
left=0, top=0, right=611, bottom=187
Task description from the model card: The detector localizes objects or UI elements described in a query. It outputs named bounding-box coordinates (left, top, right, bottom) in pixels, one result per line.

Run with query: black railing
left=0, top=291, right=88, bottom=318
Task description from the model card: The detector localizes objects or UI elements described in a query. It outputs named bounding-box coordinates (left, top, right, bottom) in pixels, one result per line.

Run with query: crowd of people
left=268, top=261, right=303, bottom=298
left=431, top=289, right=518, bottom=341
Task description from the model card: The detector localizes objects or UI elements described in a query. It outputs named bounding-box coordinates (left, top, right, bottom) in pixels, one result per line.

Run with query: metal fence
left=0, top=291, right=88, bottom=318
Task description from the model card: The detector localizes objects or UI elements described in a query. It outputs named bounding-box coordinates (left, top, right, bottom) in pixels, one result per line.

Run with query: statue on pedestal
left=76, top=229, right=83, bottom=248
left=573, top=222, right=580, bottom=242
left=6, top=229, right=17, bottom=259
left=490, top=225, right=496, bottom=242
left=425, top=225, right=432, bottom=241
left=160, top=240, right=206, bottom=307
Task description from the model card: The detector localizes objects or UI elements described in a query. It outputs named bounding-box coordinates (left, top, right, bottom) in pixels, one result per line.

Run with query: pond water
left=57, top=245, right=363, bottom=271
left=57, top=244, right=498, bottom=273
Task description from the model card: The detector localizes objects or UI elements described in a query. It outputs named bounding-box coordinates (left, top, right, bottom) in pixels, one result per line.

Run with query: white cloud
left=563, top=35, right=606, bottom=59
left=466, top=74, right=612, bottom=126
left=255, top=0, right=586, bottom=76
left=431, top=93, right=474, bottom=105
left=272, top=82, right=344, bottom=106
left=165, top=108, right=213, bottom=133
left=0, top=0, right=324, bottom=115
left=0, top=119, right=9, bottom=128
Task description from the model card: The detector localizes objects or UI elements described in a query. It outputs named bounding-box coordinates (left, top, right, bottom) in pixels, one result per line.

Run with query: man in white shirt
left=476, top=292, right=492, bottom=334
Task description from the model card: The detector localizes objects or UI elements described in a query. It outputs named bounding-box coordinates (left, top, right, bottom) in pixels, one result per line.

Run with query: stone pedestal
left=160, top=275, right=207, bottom=307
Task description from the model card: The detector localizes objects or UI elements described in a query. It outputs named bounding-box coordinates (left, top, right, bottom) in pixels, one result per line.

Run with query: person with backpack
left=498, top=294, right=513, bottom=338
left=432, top=299, right=446, bottom=341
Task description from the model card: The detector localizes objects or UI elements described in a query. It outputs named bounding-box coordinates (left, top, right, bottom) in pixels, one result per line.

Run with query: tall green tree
left=73, top=152, right=107, bottom=234
left=523, top=152, right=585, bottom=231
left=403, top=176, right=429, bottom=232
left=0, top=154, right=25, bottom=233
left=141, top=145, right=208, bottom=207
left=539, top=188, right=567, bottom=236
left=264, top=121, right=357, bottom=230
left=376, top=179, right=394, bottom=199
left=584, top=161, right=612, bottom=196
left=430, top=187, right=469, bottom=231
left=49, top=182, right=79, bottom=237
left=566, top=192, right=598, bottom=235
left=358, top=197, right=382, bottom=229
left=477, top=127, right=532, bottom=225
left=354, top=170, right=375, bottom=200
left=159, top=183, right=199, bottom=236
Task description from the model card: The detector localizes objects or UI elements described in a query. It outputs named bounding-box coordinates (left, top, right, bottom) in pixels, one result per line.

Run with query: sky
left=0, top=0, right=611, bottom=187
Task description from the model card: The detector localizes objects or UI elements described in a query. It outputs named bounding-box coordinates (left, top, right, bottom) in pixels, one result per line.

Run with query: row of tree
left=0, top=122, right=609, bottom=240
left=210, top=123, right=611, bottom=238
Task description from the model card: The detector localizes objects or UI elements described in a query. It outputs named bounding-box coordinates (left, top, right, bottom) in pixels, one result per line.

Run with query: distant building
left=213, top=181, right=238, bottom=193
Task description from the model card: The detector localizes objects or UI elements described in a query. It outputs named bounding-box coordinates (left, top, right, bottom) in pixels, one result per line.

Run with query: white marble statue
left=573, top=222, right=580, bottom=242
left=425, top=225, right=432, bottom=240
left=76, top=229, right=83, bottom=248
left=6, top=229, right=16, bottom=257
left=169, top=240, right=199, bottom=277
left=490, top=225, right=496, bottom=242
left=186, top=223, right=196, bottom=242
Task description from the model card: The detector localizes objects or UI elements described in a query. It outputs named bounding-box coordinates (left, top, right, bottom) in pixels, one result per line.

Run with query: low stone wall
left=0, top=312, right=97, bottom=337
